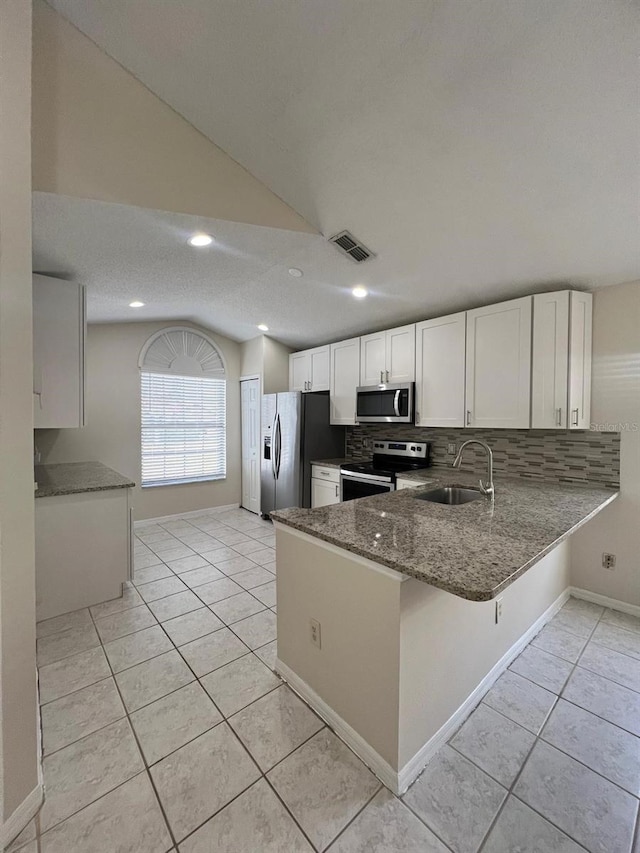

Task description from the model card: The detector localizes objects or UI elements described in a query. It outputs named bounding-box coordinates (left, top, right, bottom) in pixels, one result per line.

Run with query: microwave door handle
left=393, top=390, right=401, bottom=417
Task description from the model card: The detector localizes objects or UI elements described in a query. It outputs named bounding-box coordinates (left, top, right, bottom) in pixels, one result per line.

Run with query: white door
left=568, top=291, right=592, bottom=430
left=386, top=324, right=416, bottom=383
left=241, top=378, right=261, bottom=514
left=415, top=313, right=466, bottom=427
left=289, top=352, right=310, bottom=392
left=330, top=338, right=360, bottom=425
left=309, top=346, right=330, bottom=391
left=465, top=296, right=532, bottom=429
left=311, top=478, right=340, bottom=508
left=360, top=332, right=386, bottom=385
left=532, top=292, right=570, bottom=428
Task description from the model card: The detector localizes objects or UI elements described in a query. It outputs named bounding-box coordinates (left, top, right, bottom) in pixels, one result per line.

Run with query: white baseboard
left=1, top=783, right=43, bottom=851
left=134, top=503, right=240, bottom=527
left=396, top=586, right=570, bottom=792
left=569, top=586, right=640, bottom=617
left=276, top=587, right=571, bottom=796
left=275, top=658, right=401, bottom=793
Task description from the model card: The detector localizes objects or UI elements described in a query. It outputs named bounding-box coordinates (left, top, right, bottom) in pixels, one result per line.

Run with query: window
left=141, top=373, right=226, bottom=486
left=138, top=327, right=227, bottom=488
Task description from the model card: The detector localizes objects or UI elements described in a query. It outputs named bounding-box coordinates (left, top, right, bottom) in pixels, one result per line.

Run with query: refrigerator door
left=260, top=394, right=277, bottom=516
left=274, top=392, right=302, bottom=510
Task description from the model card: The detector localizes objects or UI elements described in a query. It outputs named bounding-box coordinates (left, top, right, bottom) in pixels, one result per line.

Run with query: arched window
left=138, top=327, right=227, bottom=486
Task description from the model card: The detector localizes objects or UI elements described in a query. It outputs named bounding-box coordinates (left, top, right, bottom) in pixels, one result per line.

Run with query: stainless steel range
left=340, top=440, right=431, bottom=502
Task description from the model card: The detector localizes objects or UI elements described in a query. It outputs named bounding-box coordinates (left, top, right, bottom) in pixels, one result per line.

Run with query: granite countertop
left=272, top=471, right=618, bottom=602
left=310, top=458, right=365, bottom=470
left=35, top=462, right=135, bottom=498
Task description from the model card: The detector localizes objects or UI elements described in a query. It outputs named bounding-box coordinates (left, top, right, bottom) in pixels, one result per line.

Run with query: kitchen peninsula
left=271, top=473, right=617, bottom=794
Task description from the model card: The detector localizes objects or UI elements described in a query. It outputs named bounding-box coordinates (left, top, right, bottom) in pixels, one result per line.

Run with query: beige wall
left=37, top=321, right=242, bottom=521
left=240, top=335, right=292, bottom=394
left=31, top=0, right=314, bottom=234
left=571, top=280, right=640, bottom=605
left=0, top=0, right=40, bottom=830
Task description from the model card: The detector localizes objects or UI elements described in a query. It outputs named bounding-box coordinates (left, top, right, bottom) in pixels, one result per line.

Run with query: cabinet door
left=465, top=296, right=532, bottom=429
left=33, top=275, right=86, bottom=429
left=386, top=324, right=416, bottom=383
left=309, top=346, right=330, bottom=392
left=532, top=292, right=570, bottom=428
left=359, top=332, right=386, bottom=385
left=415, top=314, right=466, bottom=427
left=289, top=351, right=310, bottom=392
left=311, top=477, right=340, bottom=507
left=330, top=338, right=360, bottom=425
left=568, top=291, right=592, bottom=430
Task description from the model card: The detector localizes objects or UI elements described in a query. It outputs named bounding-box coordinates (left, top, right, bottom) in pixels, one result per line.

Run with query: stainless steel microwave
left=355, top=382, right=414, bottom=424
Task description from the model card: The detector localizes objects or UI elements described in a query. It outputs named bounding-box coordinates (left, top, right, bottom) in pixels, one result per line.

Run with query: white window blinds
left=141, top=372, right=226, bottom=487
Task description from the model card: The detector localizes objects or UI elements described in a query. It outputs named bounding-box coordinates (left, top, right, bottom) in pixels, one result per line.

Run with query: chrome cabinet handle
left=571, top=408, right=579, bottom=426
left=386, top=370, right=389, bottom=382
left=556, top=407, right=562, bottom=427
left=380, top=370, right=384, bottom=384
left=466, top=410, right=472, bottom=425
left=335, top=484, right=339, bottom=498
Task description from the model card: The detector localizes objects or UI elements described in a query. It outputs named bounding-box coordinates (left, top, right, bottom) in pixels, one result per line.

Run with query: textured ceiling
left=41, top=0, right=639, bottom=344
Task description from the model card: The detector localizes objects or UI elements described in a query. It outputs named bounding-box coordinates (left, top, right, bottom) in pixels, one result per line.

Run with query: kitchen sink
left=414, top=486, right=485, bottom=505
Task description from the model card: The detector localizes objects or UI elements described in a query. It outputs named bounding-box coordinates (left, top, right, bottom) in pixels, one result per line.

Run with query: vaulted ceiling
left=37, top=0, right=639, bottom=345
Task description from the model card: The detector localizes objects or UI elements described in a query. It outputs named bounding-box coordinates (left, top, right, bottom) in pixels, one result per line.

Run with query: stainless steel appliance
left=340, top=439, right=431, bottom=501
left=355, top=382, right=414, bottom=424
left=261, top=391, right=345, bottom=516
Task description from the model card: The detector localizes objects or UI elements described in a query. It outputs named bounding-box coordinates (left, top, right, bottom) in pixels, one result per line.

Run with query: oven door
left=356, top=383, right=414, bottom=423
left=340, top=473, right=395, bottom=502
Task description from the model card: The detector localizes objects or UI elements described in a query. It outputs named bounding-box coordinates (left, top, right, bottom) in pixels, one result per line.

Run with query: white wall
left=37, top=321, right=242, bottom=520
left=0, top=0, right=41, bottom=833
left=240, top=335, right=292, bottom=394
left=571, top=280, right=640, bottom=606
left=31, top=0, right=314, bottom=234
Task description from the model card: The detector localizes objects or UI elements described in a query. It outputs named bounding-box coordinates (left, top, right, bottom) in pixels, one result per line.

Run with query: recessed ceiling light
left=352, top=286, right=368, bottom=299
left=187, top=233, right=213, bottom=247
left=257, top=324, right=269, bottom=332
left=288, top=268, right=303, bottom=277
left=129, top=301, right=145, bottom=308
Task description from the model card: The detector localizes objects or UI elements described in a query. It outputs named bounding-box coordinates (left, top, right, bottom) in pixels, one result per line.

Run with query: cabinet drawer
left=311, top=465, right=340, bottom=484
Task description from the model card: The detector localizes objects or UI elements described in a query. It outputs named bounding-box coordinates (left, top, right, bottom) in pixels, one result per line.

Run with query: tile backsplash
left=345, top=426, right=620, bottom=488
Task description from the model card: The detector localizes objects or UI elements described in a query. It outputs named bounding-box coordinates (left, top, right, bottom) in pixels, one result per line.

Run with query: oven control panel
left=371, top=440, right=428, bottom=459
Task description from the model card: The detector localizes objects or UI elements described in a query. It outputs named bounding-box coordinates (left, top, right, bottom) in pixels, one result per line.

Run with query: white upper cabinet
left=289, top=345, right=330, bottom=392
left=359, top=324, right=415, bottom=385
left=532, top=291, right=570, bottom=428
left=415, top=312, right=466, bottom=427
left=329, top=338, right=360, bottom=425
left=568, top=291, right=593, bottom=430
left=531, top=291, right=592, bottom=429
left=33, top=274, right=86, bottom=429
left=465, top=296, right=532, bottom=429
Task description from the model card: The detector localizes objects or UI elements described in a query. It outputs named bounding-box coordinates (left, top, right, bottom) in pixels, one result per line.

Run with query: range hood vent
left=329, top=230, right=375, bottom=263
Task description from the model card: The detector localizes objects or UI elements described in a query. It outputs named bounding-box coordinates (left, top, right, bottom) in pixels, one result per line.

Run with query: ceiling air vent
left=329, top=231, right=375, bottom=263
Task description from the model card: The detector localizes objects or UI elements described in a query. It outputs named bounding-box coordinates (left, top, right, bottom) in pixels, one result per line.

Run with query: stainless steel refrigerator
left=260, top=391, right=345, bottom=516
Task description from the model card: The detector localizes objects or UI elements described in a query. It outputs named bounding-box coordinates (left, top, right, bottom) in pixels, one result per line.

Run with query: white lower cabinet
left=330, top=337, right=360, bottom=425
left=35, top=488, right=132, bottom=621
left=465, top=296, right=532, bottom=429
left=415, top=312, right=466, bottom=427
left=311, top=465, right=340, bottom=507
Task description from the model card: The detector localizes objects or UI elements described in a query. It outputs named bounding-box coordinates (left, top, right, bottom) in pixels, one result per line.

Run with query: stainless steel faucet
left=452, top=440, right=494, bottom=498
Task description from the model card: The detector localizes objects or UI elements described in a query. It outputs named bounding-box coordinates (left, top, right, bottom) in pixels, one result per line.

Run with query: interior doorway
left=240, top=378, right=261, bottom=514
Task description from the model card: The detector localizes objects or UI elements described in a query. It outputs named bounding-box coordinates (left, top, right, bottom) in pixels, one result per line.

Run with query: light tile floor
left=10, top=508, right=640, bottom=852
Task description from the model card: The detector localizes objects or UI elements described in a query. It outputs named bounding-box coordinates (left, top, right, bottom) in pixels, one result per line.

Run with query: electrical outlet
left=363, top=437, right=370, bottom=449
left=602, top=553, right=616, bottom=571
left=310, top=618, right=321, bottom=649
left=495, top=597, right=504, bottom=624
left=447, top=443, right=457, bottom=455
